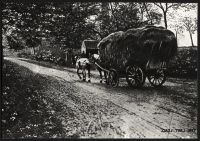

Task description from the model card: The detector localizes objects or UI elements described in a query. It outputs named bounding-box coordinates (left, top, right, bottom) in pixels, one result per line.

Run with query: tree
left=182, top=17, right=197, bottom=47
left=95, top=2, right=162, bottom=39
left=142, top=3, right=154, bottom=25
left=108, top=3, right=142, bottom=30
left=154, top=3, right=183, bottom=29
left=2, top=1, right=164, bottom=52
left=137, top=3, right=162, bottom=26
left=56, top=2, right=99, bottom=48
left=2, top=2, right=45, bottom=51
left=154, top=3, right=197, bottom=29
left=168, top=12, right=184, bottom=41
left=6, top=35, right=24, bottom=51
left=2, top=1, right=99, bottom=50
left=169, top=23, right=184, bottom=40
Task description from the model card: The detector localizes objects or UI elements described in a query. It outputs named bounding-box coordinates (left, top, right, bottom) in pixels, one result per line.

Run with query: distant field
left=177, top=46, right=197, bottom=50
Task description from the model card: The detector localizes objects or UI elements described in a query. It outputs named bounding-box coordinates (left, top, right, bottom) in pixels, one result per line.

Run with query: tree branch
left=143, top=3, right=153, bottom=25
left=109, top=2, right=120, bottom=30
left=165, top=3, right=168, bottom=11
left=109, top=2, right=118, bottom=21
left=154, top=3, right=165, bottom=12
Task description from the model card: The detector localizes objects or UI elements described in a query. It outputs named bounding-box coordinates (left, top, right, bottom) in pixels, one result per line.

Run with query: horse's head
left=74, top=55, right=80, bottom=62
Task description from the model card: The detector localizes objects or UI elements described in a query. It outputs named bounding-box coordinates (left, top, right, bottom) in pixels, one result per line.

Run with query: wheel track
left=37, top=66, right=196, bottom=138
left=50, top=76, right=181, bottom=138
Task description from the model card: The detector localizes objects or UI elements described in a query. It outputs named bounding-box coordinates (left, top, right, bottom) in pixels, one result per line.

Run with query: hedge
left=35, top=46, right=66, bottom=66
left=167, top=48, right=197, bottom=78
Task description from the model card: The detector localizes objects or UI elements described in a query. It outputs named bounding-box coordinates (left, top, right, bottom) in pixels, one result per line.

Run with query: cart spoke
left=147, top=69, right=166, bottom=87
left=127, top=75, right=135, bottom=78
left=157, top=79, right=161, bottom=84
left=135, top=78, right=142, bottom=84
left=155, top=79, right=158, bottom=85
left=126, top=65, right=144, bottom=87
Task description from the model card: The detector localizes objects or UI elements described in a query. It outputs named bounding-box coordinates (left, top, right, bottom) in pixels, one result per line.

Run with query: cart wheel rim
left=126, top=65, right=144, bottom=87
left=147, top=69, right=166, bottom=87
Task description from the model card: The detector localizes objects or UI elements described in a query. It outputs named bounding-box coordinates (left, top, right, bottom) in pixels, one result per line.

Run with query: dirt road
left=4, top=57, right=197, bottom=138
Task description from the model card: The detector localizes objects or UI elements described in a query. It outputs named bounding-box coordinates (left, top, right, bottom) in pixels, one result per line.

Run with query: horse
left=75, top=56, right=91, bottom=82
left=75, top=54, right=107, bottom=83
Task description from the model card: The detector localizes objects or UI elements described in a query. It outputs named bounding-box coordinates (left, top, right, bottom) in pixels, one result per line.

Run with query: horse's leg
left=77, top=61, right=82, bottom=79
left=77, top=67, right=82, bottom=80
left=104, top=71, right=108, bottom=83
left=76, top=62, right=82, bottom=79
left=87, top=63, right=91, bottom=82
left=97, top=67, right=103, bottom=83
left=82, top=66, right=86, bottom=81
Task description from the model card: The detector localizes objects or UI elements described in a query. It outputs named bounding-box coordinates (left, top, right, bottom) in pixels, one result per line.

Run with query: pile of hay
left=97, top=26, right=177, bottom=72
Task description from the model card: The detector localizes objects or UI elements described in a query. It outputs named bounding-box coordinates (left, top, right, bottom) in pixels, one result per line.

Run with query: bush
left=17, top=51, right=35, bottom=60
left=35, top=46, right=66, bottom=66
left=167, top=48, right=197, bottom=78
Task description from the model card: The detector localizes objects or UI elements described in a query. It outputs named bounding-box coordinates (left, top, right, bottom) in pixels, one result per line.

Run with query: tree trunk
left=141, top=9, right=144, bottom=21
left=189, top=31, right=194, bottom=47
left=163, top=12, right=167, bottom=29
left=32, top=47, right=35, bottom=55
left=143, top=3, right=153, bottom=25
left=175, top=31, right=178, bottom=41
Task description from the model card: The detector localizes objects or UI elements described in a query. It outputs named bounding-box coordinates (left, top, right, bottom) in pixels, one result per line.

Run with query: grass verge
left=2, top=60, right=65, bottom=138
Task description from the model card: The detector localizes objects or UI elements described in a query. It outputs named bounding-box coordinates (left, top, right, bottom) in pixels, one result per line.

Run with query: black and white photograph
left=2, top=0, right=198, bottom=139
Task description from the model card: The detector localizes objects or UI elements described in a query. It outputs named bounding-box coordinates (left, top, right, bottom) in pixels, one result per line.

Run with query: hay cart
left=94, top=57, right=167, bottom=87
left=97, top=26, right=177, bottom=87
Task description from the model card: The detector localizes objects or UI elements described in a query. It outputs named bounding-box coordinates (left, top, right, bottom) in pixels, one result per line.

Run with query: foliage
left=35, top=46, right=66, bottom=66
left=6, top=35, right=24, bottom=50
left=17, top=51, right=35, bottom=60
left=153, top=3, right=185, bottom=29
left=181, top=17, right=197, bottom=46
left=167, top=3, right=197, bottom=46
left=167, top=48, right=197, bottom=78
left=2, top=1, right=98, bottom=50
left=153, top=3, right=197, bottom=31
left=26, top=37, right=41, bottom=48
left=95, top=2, right=162, bottom=38
left=141, top=3, right=162, bottom=25
left=2, top=1, right=197, bottom=60
left=182, top=17, right=197, bottom=34
left=2, top=2, right=163, bottom=50
left=2, top=2, right=43, bottom=50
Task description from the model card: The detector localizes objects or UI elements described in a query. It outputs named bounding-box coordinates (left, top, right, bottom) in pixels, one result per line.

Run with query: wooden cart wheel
left=107, top=69, right=119, bottom=87
left=147, top=69, right=166, bottom=87
left=126, top=65, right=145, bottom=87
